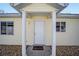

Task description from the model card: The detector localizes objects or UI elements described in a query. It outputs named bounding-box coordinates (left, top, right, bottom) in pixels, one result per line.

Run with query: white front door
left=34, top=21, right=44, bottom=44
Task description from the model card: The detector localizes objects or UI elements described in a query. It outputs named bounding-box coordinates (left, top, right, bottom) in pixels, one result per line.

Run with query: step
left=26, top=45, right=52, bottom=56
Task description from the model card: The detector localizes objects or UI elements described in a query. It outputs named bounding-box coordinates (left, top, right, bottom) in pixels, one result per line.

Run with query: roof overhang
left=47, top=3, right=69, bottom=13
left=10, top=3, right=69, bottom=14
left=1, top=13, right=79, bottom=19
left=57, top=13, right=79, bottom=19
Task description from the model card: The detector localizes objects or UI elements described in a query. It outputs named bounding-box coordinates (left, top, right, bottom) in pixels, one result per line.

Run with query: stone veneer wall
left=0, top=45, right=22, bottom=56
left=56, top=46, right=79, bottom=56
left=0, top=45, right=79, bottom=56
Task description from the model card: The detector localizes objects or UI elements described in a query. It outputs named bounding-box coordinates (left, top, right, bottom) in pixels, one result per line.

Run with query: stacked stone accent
left=56, top=46, right=79, bottom=56
left=0, top=45, right=79, bottom=56
left=0, top=45, right=22, bottom=56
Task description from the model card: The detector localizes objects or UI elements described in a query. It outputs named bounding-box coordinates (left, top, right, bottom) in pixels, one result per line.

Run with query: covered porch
left=10, top=3, right=68, bottom=56
left=21, top=11, right=56, bottom=56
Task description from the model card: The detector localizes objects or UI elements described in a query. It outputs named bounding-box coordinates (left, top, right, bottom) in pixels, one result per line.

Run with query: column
left=22, top=11, right=27, bottom=56
left=51, top=11, right=56, bottom=56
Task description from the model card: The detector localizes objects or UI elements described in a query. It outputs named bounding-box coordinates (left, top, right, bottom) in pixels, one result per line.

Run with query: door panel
left=34, top=21, right=44, bottom=44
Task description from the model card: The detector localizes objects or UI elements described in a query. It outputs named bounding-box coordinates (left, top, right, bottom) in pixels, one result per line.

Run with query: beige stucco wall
left=0, top=17, right=22, bottom=45
left=0, top=17, right=79, bottom=45
left=56, top=18, right=79, bottom=46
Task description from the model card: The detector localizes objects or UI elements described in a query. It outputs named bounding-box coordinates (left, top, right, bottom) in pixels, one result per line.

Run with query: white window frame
left=56, top=22, right=66, bottom=32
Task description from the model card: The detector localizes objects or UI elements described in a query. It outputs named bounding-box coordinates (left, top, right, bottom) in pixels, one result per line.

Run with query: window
left=1, top=22, right=6, bottom=34
left=56, top=22, right=60, bottom=32
left=61, top=22, right=66, bottom=32
left=56, top=22, right=66, bottom=32
left=1, top=21, right=14, bottom=35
